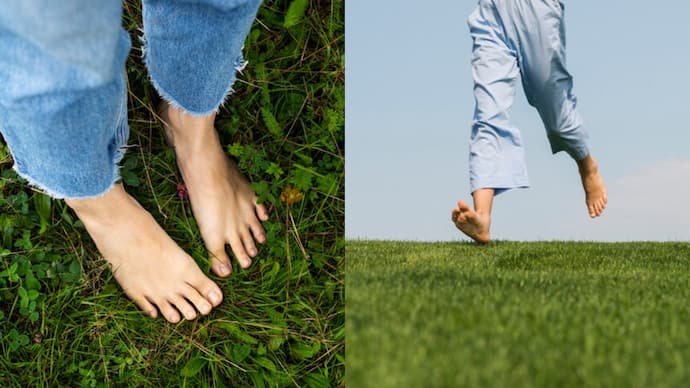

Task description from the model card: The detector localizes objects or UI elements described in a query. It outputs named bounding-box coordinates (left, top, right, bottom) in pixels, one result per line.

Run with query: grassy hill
left=347, top=241, right=690, bottom=388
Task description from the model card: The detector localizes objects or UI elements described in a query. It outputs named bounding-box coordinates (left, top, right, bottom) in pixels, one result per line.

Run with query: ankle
left=163, top=103, right=215, bottom=133
left=475, top=209, right=491, bottom=219
left=577, top=154, right=598, bottom=175
left=162, top=104, right=217, bottom=151
left=65, top=184, right=128, bottom=217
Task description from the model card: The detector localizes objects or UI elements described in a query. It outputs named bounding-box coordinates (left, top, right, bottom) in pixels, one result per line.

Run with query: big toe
left=209, top=246, right=233, bottom=277
left=190, top=270, right=223, bottom=307
left=457, top=200, right=472, bottom=212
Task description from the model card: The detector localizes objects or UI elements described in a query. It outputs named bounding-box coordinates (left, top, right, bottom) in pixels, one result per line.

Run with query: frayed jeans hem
left=143, top=37, right=249, bottom=117
left=12, top=165, right=121, bottom=200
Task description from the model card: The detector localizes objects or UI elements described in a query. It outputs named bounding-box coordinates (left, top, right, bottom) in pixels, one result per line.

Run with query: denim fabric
left=467, top=0, right=589, bottom=195
left=143, top=0, right=262, bottom=115
left=0, top=0, right=262, bottom=199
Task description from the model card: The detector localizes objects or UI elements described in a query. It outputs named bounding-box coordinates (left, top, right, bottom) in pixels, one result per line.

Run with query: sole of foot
left=452, top=200, right=491, bottom=244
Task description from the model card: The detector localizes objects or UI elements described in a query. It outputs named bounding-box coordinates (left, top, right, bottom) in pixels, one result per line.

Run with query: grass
left=0, top=0, right=343, bottom=386
left=347, top=240, right=690, bottom=388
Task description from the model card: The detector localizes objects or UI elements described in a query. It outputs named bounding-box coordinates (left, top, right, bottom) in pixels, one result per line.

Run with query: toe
left=457, top=200, right=471, bottom=212
left=188, top=271, right=223, bottom=307
left=256, top=203, right=269, bottom=221
left=209, top=246, right=233, bottom=277
left=156, top=299, right=181, bottom=323
left=182, top=284, right=213, bottom=315
left=133, top=296, right=158, bottom=319
left=249, top=220, right=266, bottom=244
left=241, top=229, right=258, bottom=257
left=170, top=294, right=197, bottom=321
left=228, top=236, right=252, bottom=269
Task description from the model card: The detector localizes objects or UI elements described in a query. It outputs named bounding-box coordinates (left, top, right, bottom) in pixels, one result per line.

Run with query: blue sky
left=346, top=0, right=690, bottom=241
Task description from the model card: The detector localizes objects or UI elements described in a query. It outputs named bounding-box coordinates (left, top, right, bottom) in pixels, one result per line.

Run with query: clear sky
left=346, top=0, right=690, bottom=242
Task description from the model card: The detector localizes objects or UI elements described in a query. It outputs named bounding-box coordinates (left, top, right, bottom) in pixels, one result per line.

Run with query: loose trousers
left=468, top=0, right=589, bottom=194
left=0, top=0, right=262, bottom=198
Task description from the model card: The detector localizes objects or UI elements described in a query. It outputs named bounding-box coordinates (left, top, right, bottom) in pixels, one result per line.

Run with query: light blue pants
left=468, top=0, right=589, bottom=195
left=0, top=0, right=262, bottom=199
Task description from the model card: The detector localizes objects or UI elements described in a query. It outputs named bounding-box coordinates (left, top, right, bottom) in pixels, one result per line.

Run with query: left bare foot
left=160, top=102, right=269, bottom=277
left=577, top=154, right=608, bottom=218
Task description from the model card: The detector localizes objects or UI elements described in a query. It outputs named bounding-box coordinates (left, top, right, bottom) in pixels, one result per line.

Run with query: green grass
left=0, top=0, right=343, bottom=386
left=347, top=241, right=690, bottom=388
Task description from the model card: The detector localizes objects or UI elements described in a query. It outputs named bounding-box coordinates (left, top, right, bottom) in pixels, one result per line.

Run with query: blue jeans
left=468, top=0, right=589, bottom=195
left=0, top=0, right=262, bottom=199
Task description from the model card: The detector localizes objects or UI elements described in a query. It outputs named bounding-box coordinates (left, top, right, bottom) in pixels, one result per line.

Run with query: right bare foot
left=159, top=103, right=269, bottom=278
left=66, top=184, right=223, bottom=323
left=451, top=199, right=491, bottom=243
left=577, top=154, right=608, bottom=218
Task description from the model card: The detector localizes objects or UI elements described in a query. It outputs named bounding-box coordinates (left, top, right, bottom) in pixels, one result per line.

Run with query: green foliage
left=180, top=355, right=206, bottom=377
left=0, top=0, right=343, bottom=386
left=120, top=157, right=141, bottom=188
left=284, top=0, right=309, bottom=28
left=348, top=241, right=690, bottom=388
left=32, top=192, right=51, bottom=234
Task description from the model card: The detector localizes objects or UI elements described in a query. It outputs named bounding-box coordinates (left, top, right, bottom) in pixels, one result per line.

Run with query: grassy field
left=0, top=0, right=343, bottom=386
left=347, top=241, right=690, bottom=388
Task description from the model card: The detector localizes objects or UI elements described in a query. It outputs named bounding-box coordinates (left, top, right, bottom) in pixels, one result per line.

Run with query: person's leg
left=501, top=0, right=607, bottom=217
left=142, top=0, right=268, bottom=276
left=453, top=1, right=528, bottom=243
left=0, top=1, right=223, bottom=322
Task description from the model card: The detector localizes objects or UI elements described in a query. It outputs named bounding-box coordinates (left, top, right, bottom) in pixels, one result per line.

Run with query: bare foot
left=451, top=199, right=491, bottom=243
left=160, top=103, right=269, bottom=277
left=577, top=155, right=607, bottom=218
left=66, top=184, right=223, bottom=323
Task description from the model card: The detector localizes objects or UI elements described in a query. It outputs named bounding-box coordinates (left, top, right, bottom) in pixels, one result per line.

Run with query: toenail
left=201, top=304, right=211, bottom=314
left=219, top=264, right=229, bottom=275
left=208, top=291, right=221, bottom=305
